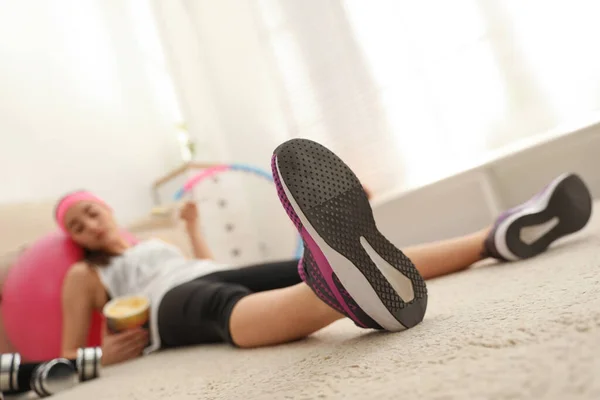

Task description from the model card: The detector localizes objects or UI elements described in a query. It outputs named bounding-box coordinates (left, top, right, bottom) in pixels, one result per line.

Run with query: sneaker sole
left=273, top=139, right=427, bottom=331
left=494, top=173, right=592, bottom=260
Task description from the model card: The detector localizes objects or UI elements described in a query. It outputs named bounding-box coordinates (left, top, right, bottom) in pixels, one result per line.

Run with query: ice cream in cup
left=103, top=295, right=150, bottom=333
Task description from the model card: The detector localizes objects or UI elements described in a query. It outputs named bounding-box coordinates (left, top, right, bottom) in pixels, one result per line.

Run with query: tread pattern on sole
left=275, top=139, right=427, bottom=325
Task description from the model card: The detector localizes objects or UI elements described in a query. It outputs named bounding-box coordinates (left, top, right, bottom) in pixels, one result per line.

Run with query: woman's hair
left=82, top=248, right=115, bottom=267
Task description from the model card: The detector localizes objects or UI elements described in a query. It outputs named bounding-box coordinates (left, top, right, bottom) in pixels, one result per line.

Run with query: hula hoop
left=175, top=163, right=304, bottom=259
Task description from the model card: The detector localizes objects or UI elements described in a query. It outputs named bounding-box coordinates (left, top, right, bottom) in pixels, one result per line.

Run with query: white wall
left=0, top=0, right=182, bottom=223
left=373, top=120, right=600, bottom=248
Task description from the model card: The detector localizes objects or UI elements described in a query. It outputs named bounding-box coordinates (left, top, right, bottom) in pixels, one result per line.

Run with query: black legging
left=202, top=259, right=302, bottom=292
left=158, top=259, right=302, bottom=347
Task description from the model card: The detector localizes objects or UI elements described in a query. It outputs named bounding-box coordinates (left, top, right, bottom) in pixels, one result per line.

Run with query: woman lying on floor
left=58, top=139, right=593, bottom=366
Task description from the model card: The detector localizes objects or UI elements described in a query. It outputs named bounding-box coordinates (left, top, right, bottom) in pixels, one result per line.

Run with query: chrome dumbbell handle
left=76, top=347, right=103, bottom=382
left=0, top=353, right=21, bottom=393
left=30, top=358, right=78, bottom=398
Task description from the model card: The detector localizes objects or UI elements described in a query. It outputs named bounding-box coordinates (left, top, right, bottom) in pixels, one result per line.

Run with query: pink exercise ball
left=1, top=231, right=134, bottom=361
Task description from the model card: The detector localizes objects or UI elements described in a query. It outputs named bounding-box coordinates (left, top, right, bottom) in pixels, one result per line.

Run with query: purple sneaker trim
left=483, top=230, right=507, bottom=261
left=297, top=256, right=307, bottom=282
left=494, top=210, right=511, bottom=226
left=301, top=251, right=346, bottom=315
left=301, top=226, right=366, bottom=327
left=301, top=245, right=382, bottom=328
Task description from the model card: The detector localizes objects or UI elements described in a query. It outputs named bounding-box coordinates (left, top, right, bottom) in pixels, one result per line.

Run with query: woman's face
left=63, top=201, right=120, bottom=250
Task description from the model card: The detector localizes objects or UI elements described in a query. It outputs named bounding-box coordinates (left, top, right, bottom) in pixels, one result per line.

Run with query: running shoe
left=484, top=173, right=592, bottom=261
left=271, top=139, right=427, bottom=331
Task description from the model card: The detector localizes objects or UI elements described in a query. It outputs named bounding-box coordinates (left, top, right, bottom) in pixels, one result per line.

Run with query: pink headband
left=55, top=191, right=110, bottom=232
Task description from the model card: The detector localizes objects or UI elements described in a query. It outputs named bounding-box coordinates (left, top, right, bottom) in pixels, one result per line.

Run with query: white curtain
left=253, top=0, right=600, bottom=192
left=254, top=0, right=404, bottom=193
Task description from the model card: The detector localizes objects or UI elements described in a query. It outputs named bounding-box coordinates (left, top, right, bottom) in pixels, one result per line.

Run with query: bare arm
left=180, top=201, right=214, bottom=260
left=185, top=222, right=214, bottom=260
left=62, top=263, right=148, bottom=366
left=61, top=263, right=104, bottom=360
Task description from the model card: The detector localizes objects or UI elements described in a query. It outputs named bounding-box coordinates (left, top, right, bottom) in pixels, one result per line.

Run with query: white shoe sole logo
left=520, top=217, right=560, bottom=245
left=360, top=237, right=415, bottom=302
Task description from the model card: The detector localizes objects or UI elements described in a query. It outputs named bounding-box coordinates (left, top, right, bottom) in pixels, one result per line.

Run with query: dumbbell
left=30, top=358, right=78, bottom=398
left=75, top=347, right=103, bottom=383
left=0, top=347, right=102, bottom=397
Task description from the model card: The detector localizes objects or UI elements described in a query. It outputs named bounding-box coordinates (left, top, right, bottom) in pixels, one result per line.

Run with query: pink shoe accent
left=300, top=228, right=365, bottom=327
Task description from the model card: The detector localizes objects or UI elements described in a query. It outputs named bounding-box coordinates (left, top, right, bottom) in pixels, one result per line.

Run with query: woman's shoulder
left=63, top=262, right=104, bottom=297
left=63, top=262, right=107, bottom=309
left=65, top=261, right=98, bottom=282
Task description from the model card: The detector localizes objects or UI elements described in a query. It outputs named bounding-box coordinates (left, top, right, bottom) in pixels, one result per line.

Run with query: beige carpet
left=33, top=203, right=600, bottom=400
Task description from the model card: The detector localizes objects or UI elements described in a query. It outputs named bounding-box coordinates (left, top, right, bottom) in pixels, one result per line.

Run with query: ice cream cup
left=103, top=295, right=150, bottom=333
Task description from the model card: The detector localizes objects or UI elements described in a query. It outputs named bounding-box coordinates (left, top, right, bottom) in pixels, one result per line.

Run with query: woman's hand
left=101, top=328, right=149, bottom=366
left=179, top=201, right=199, bottom=227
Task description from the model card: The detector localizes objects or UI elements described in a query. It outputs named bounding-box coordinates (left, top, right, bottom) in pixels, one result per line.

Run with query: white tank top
left=95, top=238, right=227, bottom=354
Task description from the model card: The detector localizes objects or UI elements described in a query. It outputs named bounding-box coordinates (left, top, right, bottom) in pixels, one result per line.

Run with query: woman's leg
left=186, top=228, right=493, bottom=349
left=404, top=228, right=490, bottom=279
left=229, top=283, right=343, bottom=348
